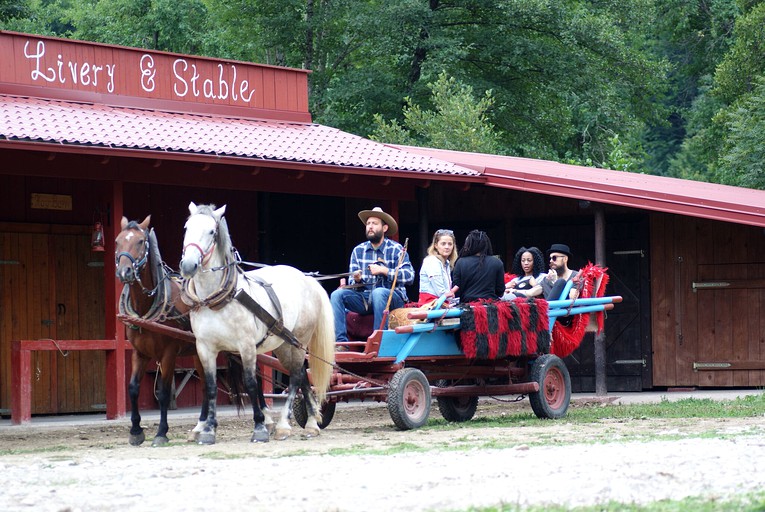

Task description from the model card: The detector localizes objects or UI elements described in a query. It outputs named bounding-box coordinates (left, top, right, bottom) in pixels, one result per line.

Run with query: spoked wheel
left=387, top=368, right=431, bottom=430
left=292, top=393, right=336, bottom=429
left=528, top=354, right=571, bottom=419
left=435, top=379, right=478, bottom=423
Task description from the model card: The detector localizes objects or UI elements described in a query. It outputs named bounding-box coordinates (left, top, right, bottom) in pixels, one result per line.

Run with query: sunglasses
left=436, top=229, right=454, bottom=236
left=549, top=254, right=566, bottom=262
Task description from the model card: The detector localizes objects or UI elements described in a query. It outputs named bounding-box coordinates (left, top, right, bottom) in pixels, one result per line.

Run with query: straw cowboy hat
left=358, top=207, right=398, bottom=237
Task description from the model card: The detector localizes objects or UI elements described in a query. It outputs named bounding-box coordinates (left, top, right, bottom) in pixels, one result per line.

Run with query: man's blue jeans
left=330, top=287, right=405, bottom=341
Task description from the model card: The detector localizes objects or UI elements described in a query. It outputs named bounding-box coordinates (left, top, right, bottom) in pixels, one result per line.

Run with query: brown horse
left=116, top=215, right=237, bottom=446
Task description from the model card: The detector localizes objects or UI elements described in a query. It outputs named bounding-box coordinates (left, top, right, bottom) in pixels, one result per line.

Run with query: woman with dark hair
left=503, top=246, right=545, bottom=299
left=452, top=230, right=505, bottom=303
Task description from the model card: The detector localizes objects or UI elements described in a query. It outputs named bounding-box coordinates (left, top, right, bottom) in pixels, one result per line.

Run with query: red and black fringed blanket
left=458, top=298, right=551, bottom=359
left=550, top=263, right=610, bottom=358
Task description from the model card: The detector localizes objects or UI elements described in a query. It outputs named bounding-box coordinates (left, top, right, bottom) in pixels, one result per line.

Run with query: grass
left=428, top=393, right=765, bottom=430
left=458, top=490, right=765, bottom=512
left=0, top=444, right=70, bottom=456
left=317, top=394, right=765, bottom=457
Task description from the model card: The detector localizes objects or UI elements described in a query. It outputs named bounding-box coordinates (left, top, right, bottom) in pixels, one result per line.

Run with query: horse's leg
left=152, top=350, right=177, bottom=447
left=128, top=348, right=149, bottom=446
left=187, top=355, right=209, bottom=443
left=244, top=362, right=270, bottom=443
left=196, top=348, right=220, bottom=445
left=272, top=346, right=305, bottom=440
left=297, top=362, right=322, bottom=438
left=256, top=361, right=275, bottom=434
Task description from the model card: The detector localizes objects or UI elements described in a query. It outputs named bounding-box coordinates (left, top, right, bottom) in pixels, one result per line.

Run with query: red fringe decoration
left=550, top=263, right=610, bottom=358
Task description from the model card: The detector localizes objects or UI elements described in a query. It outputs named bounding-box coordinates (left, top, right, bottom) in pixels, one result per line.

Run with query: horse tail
left=307, top=289, right=336, bottom=405
left=224, top=352, right=246, bottom=414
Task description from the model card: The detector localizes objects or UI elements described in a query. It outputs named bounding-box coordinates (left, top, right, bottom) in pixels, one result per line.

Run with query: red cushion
left=346, top=312, right=374, bottom=340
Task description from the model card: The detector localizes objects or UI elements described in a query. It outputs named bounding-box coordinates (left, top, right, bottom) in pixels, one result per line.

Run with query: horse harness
left=234, top=276, right=303, bottom=351
left=119, top=228, right=190, bottom=331
left=181, top=253, right=303, bottom=351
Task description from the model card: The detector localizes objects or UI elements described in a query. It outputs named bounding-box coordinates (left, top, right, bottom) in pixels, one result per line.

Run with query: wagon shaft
left=116, top=314, right=196, bottom=343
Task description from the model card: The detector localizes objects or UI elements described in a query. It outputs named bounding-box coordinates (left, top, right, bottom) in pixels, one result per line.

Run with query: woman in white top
left=503, top=246, right=545, bottom=299
left=418, top=229, right=458, bottom=305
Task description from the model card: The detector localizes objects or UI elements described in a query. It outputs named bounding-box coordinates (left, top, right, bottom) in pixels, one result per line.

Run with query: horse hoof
left=187, top=430, right=200, bottom=443
left=250, top=428, right=270, bottom=443
left=265, top=422, right=275, bottom=435
left=251, top=423, right=270, bottom=443
left=197, top=432, right=216, bottom=445
left=303, top=428, right=320, bottom=439
left=129, top=432, right=145, bottom=446
left=273, top=429, right=291, bottom=441
left=151, top=436, right=170, bottom=447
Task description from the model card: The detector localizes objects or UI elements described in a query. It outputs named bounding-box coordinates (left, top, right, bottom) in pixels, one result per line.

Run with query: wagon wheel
left=387, top=368, right=432, bottom=430
left=435, top=379, right=478, bottom=423
left=528, top=354, right=571, bottom=419
left=292, top=393, right=336, bottom=430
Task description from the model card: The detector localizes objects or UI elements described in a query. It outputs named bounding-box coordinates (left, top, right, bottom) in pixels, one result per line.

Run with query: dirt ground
left=1, top=398, right=764, bottom=511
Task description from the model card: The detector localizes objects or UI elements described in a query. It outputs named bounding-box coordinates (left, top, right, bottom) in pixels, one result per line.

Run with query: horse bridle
left=116, top=228, right=151, bottom=291
left=182, top=220, right=218, bottom=269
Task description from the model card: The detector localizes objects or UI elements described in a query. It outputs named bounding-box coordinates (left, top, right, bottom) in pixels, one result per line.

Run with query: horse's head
left=115, top=215, right=151, bottom=284
left=180, top=202, right=227, bottom=279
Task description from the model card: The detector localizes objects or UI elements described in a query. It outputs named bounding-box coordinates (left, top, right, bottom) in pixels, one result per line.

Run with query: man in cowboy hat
left=542, top=243, right=579, bottom=300
left=330, top=206, right=414, bottom=342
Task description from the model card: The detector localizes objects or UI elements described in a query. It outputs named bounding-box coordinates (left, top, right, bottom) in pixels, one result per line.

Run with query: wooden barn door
left=512, top=215, right=650, bottom=392
left=0, top=227, right=105, bottom=415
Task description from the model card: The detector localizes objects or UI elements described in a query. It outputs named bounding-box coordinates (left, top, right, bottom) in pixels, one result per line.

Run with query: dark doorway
left=513, top=214, right=651, bottom=392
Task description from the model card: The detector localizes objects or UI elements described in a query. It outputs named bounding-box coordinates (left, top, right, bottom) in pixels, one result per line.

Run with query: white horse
left=179, top=202, right=335, bottom=444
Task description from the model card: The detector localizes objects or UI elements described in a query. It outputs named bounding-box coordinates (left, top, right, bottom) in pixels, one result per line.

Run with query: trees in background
left=1, top=0, right=763, bottom=189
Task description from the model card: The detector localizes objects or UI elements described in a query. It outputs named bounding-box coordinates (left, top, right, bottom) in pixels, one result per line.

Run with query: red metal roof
left=0, top=95, right=478, bottom=176
left=393, top=145, right=765, bottom=228
left=3, top=94, right=763, bottom=228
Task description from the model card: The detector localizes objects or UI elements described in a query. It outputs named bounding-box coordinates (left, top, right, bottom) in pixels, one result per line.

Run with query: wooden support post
left=10, top=340, right=32, bottom=424
left=106, top=180, right=127, bottom=419
left=594, top=205, right=607, bottom=396
left=417, top=187, right=429, bottom=264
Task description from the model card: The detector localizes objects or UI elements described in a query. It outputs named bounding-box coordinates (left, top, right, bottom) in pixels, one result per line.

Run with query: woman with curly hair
left=503, top=246, right=545, bottom=299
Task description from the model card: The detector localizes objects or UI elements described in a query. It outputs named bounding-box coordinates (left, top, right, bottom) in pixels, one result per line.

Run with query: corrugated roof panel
left=0, top=95, right=478, bottom=176
left=393, top=145, right=765, bottom=228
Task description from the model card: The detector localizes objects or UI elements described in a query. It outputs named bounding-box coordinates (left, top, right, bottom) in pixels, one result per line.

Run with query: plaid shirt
left=348, top=238, right=414, bottom=302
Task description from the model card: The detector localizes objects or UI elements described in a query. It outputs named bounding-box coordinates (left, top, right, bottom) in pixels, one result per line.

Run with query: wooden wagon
left=277, top=265, right=620, bottom=431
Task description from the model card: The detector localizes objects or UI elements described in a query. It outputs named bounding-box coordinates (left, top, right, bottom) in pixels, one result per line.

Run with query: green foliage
left=716, top=77, right=765, bottom=188
left=0, top=0, right=30, bottom=22
left=713, top=2, right=765, bottom=104
left=64, top=0, right=212, bottom=54
left=666, top=2, right=765, bottom=189
left=643, top=0, right=739, bottom=176
left=370, top=72, right=502, bottom=154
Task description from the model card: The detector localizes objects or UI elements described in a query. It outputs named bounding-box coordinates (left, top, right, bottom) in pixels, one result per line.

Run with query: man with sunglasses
left=542, top=243, right=579, bottom=300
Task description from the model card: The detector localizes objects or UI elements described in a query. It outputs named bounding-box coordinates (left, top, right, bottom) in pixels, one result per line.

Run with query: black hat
left=547, top=243, right=572, bottom=258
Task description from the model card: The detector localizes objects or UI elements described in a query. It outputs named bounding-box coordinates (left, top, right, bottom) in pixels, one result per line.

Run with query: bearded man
left=330, top=207, right=414, bottom=342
